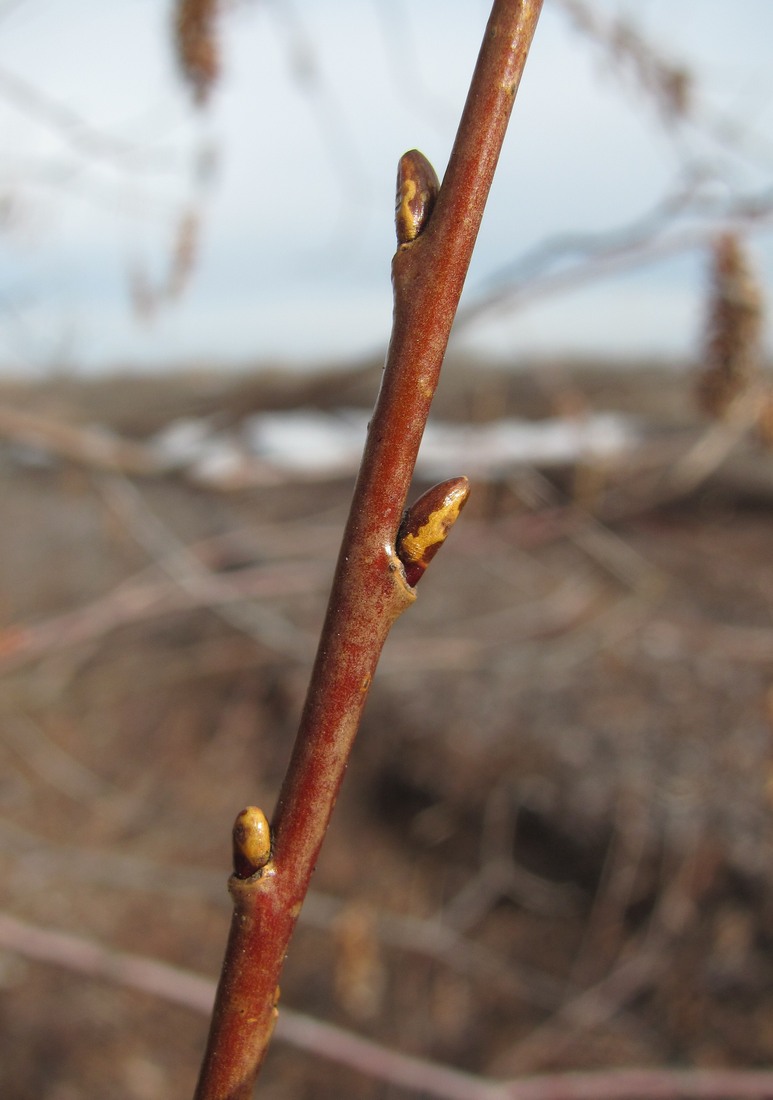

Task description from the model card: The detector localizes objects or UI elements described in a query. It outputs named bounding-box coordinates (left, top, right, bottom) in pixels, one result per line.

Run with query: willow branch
left=193, top=3, right=544, bottom=1097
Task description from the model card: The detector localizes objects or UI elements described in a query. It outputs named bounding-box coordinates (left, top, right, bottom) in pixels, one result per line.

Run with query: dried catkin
left=697, top=233, right=763, bottom=420
left=174, top=0, right=220, bottom=106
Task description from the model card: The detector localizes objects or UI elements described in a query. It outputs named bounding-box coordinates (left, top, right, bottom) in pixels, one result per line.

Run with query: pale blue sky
left=0, top=0, right=770, bottom=373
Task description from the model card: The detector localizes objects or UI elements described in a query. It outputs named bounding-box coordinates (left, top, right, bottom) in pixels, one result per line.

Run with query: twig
left=193, top=3, right=544, bottom=1095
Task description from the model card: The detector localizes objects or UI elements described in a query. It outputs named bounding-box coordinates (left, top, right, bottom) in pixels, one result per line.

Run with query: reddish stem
left=193, top=2, right=543, bottom=1096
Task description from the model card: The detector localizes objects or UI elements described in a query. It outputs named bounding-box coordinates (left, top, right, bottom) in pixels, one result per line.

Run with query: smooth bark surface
left=194, top=3, right=544, bottom=1096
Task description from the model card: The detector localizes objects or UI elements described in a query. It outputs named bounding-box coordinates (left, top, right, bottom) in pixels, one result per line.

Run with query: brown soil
left=0, top=361, right=772, bottom=1098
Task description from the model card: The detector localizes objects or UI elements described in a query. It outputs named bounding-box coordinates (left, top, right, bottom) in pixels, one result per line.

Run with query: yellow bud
left=397, top=477, right=469, bottom=586
left=232, top=806, right=271, bottom=878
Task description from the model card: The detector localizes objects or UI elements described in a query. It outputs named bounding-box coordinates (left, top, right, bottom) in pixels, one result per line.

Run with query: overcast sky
left=0, top=0, right=771, bottom=374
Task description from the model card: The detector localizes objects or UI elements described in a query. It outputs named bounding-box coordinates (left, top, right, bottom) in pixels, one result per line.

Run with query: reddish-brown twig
left=193, top=2, right=544, bottom=1096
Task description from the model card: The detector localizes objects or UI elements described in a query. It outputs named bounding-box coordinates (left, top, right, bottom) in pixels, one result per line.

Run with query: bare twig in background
left=555, top=0, right=773, bottom=168
left=456, top=183, right=773, bottom=335
left=456, top=0, right=773, bottom=345
left=96, top=474, right=310, bottom=657
left=0, top=64, right=178, bottom=174
left=0, top=556, right=321, bottom=673
left=0, top=815, right=567, bottom=1010
left=0, top=399, right=283, bottom=487
left=665, top=383, right=767, bottom=498
left=372, top=0, right=453, bottom=132
left=267, top=0, right=371, bottom=204
left=441, top=783, right=583, bottom=929
left=495, top=837, right=712, bottom=1076
left=1, top=713, right=110, bottom=802
left=554, top=0, right=692, bottom=123
left=567, top=785, right=653, bottom=988
left=0, top=403, right=166, bottom=476
left=2, top=913, right=773, bottom=1100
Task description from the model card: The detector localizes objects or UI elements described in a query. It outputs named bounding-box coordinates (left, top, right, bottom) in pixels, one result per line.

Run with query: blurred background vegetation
left=0, top=2, right=772, bottom=1097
